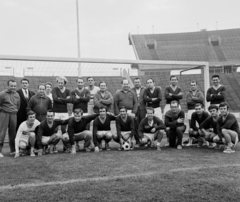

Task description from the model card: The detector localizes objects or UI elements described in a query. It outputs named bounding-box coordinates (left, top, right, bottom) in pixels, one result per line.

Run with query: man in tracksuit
left=0, top=79, right=20, bottom=157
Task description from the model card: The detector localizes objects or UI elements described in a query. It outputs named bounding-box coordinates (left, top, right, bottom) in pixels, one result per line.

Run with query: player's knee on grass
left=19, top=141, right=27, bottom=149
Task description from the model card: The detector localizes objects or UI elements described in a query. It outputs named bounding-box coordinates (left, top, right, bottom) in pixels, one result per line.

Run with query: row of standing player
left=0, top=74, right=230, bottom=157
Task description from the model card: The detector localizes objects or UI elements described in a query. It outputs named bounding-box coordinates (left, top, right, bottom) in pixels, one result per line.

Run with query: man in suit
left=16, top=78, right=35, bottom=131
left=131, top=77, right=146, bottom=145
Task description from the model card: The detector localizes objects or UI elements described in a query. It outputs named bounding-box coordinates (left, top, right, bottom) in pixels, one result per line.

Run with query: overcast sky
left=0, top=0, right=239, bottom=60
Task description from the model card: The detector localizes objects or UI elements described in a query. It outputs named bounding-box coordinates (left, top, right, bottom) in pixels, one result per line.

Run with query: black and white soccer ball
left=122, top=141, right=131, bottom=151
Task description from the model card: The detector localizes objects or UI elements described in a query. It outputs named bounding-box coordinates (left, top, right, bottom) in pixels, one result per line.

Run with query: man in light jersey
left=45, top=82, right=53, bottom=106
left=14, top=111, right=40, bottom=158
left=86, top=77, right=100, bottom=115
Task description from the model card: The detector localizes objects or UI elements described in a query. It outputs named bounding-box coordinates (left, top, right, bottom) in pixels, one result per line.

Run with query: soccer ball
left=122, top=141, right=131, bottom=151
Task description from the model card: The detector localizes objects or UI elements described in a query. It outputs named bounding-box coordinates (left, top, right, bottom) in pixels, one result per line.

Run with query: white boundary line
left=0, top=164, right=239, bottom=191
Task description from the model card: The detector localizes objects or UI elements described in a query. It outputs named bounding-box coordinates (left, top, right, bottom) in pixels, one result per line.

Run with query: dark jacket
left=17, top=89, right=35, bottom=130
left=27, top=93, right=52, bottom=121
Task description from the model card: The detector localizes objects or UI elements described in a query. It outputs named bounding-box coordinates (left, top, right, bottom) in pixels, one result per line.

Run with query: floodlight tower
left=76, top=0, right=81, bottom=76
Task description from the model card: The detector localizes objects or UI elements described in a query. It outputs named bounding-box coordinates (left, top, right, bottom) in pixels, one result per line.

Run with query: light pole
left=76, top=0, right=81, bottom=76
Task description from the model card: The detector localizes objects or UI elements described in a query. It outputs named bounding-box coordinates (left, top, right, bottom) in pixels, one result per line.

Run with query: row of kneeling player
left=14, top=101, right=239, bottom=158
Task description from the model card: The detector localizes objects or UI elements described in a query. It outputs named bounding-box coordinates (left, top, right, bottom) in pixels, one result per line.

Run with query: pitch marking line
left=0, top=164, right=240, bottom=190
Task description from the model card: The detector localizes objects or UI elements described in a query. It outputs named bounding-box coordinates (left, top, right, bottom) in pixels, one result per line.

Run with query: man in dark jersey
left=71, top=77, right=90, bottom=114
left=37, top=110, right=69, bottom=155
left=52, top=77, right=71, bottom=140
left=138, top=107, right=166, bottom=151
left=113, top=107, right=135, bottom=150
left=62, top=108, right=99, bottom=154
left=200, top=105, right=221, bottom=147
left=143, top=78, right=162, bottom=120
left=93, top=107, right=115, bottom=152
left=165, top=100, right=186, bottom=149
left=217, top=102, right=240, bottom=153
left=163, top=76, right=183, bottom=115
left=206, top=74, right=226, bottom=106
left=186, top=103, right=209, bottom=147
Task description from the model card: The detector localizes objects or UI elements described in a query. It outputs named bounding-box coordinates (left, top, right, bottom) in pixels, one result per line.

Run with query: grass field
left=0, top=137, right=240, bottom=202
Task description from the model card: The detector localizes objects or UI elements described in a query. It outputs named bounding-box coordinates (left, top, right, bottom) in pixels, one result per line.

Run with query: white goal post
left=0, top=54, right=210, bottom=110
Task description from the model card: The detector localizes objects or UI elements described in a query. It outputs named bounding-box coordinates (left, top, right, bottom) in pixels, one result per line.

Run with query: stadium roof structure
left=129, top=28, right=240, bottom=67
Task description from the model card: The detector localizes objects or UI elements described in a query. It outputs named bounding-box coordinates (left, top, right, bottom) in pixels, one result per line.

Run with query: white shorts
left=88, top=104, right=94, bottom=115
left=143, top=133, right=155, bottom=142
left=187, top=109, right=195, bottom=120
left=121, top=131, right=131, bottom=140
left=154, top=107, right=162, bottom=120
left=55, top=113, right=69, bottom=120
left=163, top=104, right=181, bottom=115
left=19, top=134, right=30, bottom=144
left=42, top=136, right=51, bottom=145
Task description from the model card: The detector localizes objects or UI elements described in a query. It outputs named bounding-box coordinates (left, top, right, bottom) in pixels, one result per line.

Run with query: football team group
left=0, top=74, right=239, bottom=158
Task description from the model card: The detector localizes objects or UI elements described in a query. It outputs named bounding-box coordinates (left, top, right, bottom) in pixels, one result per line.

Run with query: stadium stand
left=129, top=28, right=240, bottom=111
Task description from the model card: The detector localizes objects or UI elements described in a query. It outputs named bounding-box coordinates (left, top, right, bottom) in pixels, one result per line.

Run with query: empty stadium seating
left=130, top=28, right=240, bottom=65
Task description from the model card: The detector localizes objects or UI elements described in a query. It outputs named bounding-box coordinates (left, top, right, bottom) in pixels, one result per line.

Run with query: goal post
left=0, top=54, right=210, bottom=110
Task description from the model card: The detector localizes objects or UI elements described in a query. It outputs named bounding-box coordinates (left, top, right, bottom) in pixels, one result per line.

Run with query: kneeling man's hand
left=38, top=149, right=43, bottom=156
left=14, top=152, right=20, bottom=158
left=71, top=145, right=76, bottom=154
left=94, top=146, right=100, bottom=152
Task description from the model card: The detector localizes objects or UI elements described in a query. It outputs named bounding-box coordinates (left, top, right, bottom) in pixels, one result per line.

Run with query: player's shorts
left=55, top=113, right=69, bottom=120
left=187, top=109, right=195, bottom=120
left=143, top=133, right=155, bottom=142
left=19, top=134, right=30, bottom=144
left=154, top=107, right=162, bottom=120
left=121, top=131, right=131, bottom=140
left=88, top=104, right=94, bottom=115
left=96, top=131, right=112, bottom=139
left=126, top=110, right=135, bottom=118
left=163, top=104, right=181, bottom=115
left=42, top=136, right=51, bottom=145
